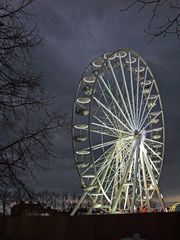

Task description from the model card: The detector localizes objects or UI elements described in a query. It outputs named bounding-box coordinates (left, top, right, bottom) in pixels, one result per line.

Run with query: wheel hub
left=134, top=130, right=139, bottom=137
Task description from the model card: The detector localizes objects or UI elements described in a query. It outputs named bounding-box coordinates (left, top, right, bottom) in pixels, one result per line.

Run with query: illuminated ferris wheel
left=71, top=49, right=166, bottom=215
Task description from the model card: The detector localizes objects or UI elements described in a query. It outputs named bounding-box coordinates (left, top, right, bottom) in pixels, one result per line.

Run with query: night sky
left=30, top=0, right=180, bottom=203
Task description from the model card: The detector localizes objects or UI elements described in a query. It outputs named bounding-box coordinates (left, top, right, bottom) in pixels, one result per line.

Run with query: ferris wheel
left=71, top=49, right=166, bottom=215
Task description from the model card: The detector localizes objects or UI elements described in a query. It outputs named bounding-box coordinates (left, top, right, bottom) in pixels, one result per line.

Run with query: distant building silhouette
left=11, top=201, right=59, bottom=216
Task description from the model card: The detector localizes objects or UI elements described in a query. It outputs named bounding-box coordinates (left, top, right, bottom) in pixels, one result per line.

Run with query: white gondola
left=83, top=86, right=93, bottom=95
left=145, top=95, right=158, bottom=108
left=153, top=160, right=161, bottom=163
left=151, top=118, right=160, bottom=124
left=75, top=161, right=89, bottom=168
left=124, top=181, right=133, bottom=185
left=83, top=75, right=96, bottom=84
left=91, top=193, right=103, bottom=197
left=104, top=52, right=116, bottom=60
left=125, top=57, right=136, bottom=64
left=75, top=106, right=89, bottom=116
left=92, top=203, right=102, bottom=208
left=117, top=50, right=127, bottom=58
left=134, top=66, right=145, bottom=73
left=141, top=79, right=152, bottom=87
left=156, top=151, right=161, bottom=156
left=152, top=144, right=162, bottom=148
left=74, top=124, right=88, bottom=130
left=151, top=127, right=163, bottom=132
left=143, top=88, right=151, bottom=94
left=150, top=150, right=161, bottom=156
left=148, top=100, right=156, bottom=108
left=83, top=185, right=98, bottom=191
left=73, top=135, right=87, bottom=142
left=149, top=94, right=158, bottom=100
left=92, top=58, right=104, bottom=68
left=147, top=184, right=155, bottom=190
left=77, top=97, right=91, bottom=104
left=143, top=85, right=151, bottom=92
left=151, top=111, right=162, bottom=117
left=152, top=135, right=161, bottom=140
left=76, top=150, right=90, bottom=155
left=82, top=174, right=95, bottom=178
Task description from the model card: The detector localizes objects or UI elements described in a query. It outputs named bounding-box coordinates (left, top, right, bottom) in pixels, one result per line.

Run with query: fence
left=0, top=212, right=180, bottom=240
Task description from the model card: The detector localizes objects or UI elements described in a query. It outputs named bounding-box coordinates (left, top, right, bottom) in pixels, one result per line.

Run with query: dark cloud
left=30, top=0, right=180, bottom=201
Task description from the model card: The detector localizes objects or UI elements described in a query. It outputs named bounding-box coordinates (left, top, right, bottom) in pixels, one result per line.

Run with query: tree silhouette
left=0, top=183, right=32, bottom=215
left=0, top=183, right=13, bottom=215
left=0, top=0, right=68, bottom=192
left=121, top=0, right=180, bottom=39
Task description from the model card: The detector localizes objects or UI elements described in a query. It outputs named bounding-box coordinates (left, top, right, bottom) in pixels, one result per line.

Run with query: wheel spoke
left=81, top=144, right=115, bottom=176
left=92, top=122, right=132, bottom=135
left=104, top=140, right=134, bottom=194
left=97, top=80, right=120, bottom=129
left=111, top=139, right=137, bottom=212
left=135, top=57, right=140, bottom=128
left=99, top=75, right=134, bottom=131
left=137, top=166, right=143, bottom=208
left=145, top=138, right=164, bottom=145
left=118, top=53, right=135, bottom=127
left=93, top=96, right=133, bottom=133
left=91, top=129, right=118, bottom=138
left=144, top=142, right=162, bottom=160
left=91, top=139, right=117, bottom=151
left=147, top=155, right=160, bottom=175
left=92, top=113, right=119, bottom=136
left=128, top=51, right=136, bottom=126
left=108, top=60, right=134, bottom=128
left=139, top=145, right=150, bottom=210
left=142, top=110, right=162, bottom=130
left=145, top=127, right=164, bottom=134
left=96, top=138, right=133, bottom=178
left=142, top=146, right=166, bottom=209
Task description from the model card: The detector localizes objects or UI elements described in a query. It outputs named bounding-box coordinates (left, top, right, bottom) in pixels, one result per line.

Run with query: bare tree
left=121, top=0, right=180, bottom=39
left=34, top=191, right=91, bottom=213
left=50, top=191, right=62, bottom=210
left=0, top=183, right=32, bottom=215
left=0, top=183, right=13, bottom=215
left=0, top=0, right=68, bottom=191
left=35, top=190, right=49, bottom=207
left=35, top=190, right=63, bottom=210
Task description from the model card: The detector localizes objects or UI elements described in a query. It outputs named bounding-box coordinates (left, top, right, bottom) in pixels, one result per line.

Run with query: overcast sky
left=29, top=0, right=180, bottom=202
